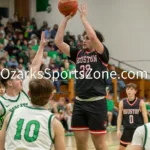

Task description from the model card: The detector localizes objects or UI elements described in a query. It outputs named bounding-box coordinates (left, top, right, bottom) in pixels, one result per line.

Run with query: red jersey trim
left=90, top=130, right=107, bottom=134
left=126, top=97, right=138, bottom=106
left=71, top=126, right=89, bottom=131
left=120, top=140, right=131, bottom=145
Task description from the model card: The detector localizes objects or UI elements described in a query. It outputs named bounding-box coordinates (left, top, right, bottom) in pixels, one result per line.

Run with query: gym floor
left=52, top=130, right=132, bottom=150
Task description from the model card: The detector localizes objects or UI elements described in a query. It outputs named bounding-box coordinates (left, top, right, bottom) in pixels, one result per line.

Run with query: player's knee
left=75, top=137, right=88, bottom=150
left=76, top=136, right=88, bottom=144
left=95, top=144, right=107, bottom=150
left=92, top=134, right=107, bottom=150
left=76, top=142, right=88, bottom=150
left=74, top=132, right=88, bottom=145
left=107, top=111, right=112, bottom=116
left=118, top=145, right=126, bottom=150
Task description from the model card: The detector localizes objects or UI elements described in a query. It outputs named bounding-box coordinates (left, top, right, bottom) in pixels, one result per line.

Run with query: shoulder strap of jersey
left=48, top=114, right=55, bottom=144
left=22, top=90, right=30, bottom=102
left=0, top=100, right=6, bottom=117
left=143, top=124, right=148, bottom=149
left=75, top=50, right=82, bottom=62
left=94, top=51, right=108, bottom=67
left=6, top=110, right=15, bottom=130
left=122, top=99, right=127, bottom=107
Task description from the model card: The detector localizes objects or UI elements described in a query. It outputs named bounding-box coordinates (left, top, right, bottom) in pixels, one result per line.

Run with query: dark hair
left=95, top=30, right=105, bottom=42
left=83, top=30, right=105, bottom=43
left=126, top=83, right=137, bottom=90
left=29, top=79, right=53, bottom=106
left=0, top=68, right=18, bottom=87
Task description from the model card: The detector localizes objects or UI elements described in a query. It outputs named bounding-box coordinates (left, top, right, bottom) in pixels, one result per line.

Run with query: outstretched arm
left=79, top=4, right=104, bottom=54
left=23, top=32, right=48, bottom=93
left=30, top=31, right=48, bottom=74
left=55, top=16, right=71, bottom=57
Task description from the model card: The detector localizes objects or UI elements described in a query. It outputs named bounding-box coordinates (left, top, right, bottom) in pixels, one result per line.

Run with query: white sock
left=108, top=123, right=111, bottom=126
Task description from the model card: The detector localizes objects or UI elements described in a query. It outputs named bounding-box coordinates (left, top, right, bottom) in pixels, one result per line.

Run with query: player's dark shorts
left=71, top=98, right=107, bottom=134
left=120, top=128, right=136, bottom=147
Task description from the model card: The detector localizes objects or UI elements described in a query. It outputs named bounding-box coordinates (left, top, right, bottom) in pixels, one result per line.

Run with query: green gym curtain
left=36, top=0, right=49, bottom=12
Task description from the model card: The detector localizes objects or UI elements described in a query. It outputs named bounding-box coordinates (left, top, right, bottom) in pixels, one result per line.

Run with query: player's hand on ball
left=78, top=4, right=87, bottom=19
left=117, top=130, right=122, bottom=139
left=40, top=31, right=49, bottom=47
left=65, top=13, right=73, bottom=21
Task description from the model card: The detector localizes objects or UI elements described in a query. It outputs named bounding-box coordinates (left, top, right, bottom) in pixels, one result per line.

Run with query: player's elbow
left=54, top=38, right=59, bottom=46
left=54, top=38, right=63, bottom=48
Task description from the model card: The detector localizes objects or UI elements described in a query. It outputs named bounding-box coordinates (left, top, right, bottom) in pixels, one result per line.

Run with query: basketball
left=58, top=0, right=78, bottom=17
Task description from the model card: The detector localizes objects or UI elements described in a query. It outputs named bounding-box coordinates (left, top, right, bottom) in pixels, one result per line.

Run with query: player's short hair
left=29, top=79, right=53, bottom=106
left=0, top=68, right=18, bottom=88
left=83, top=30, right=105, bottom=43
left=126, top=83, right=137, bottom=90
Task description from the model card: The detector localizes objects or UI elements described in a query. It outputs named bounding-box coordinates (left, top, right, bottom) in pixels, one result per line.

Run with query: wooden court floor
left=53, top=131, right=132, bottom=150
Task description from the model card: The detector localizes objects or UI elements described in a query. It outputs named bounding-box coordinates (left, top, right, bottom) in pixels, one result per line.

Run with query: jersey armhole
left=48, top=114, right=55, bottom=144
left=75, top=50, right=82, bottom=63
left=22, top=90, right=30, bottom=102
left=0, top=101, right=6, bottom=117
left=96, top=52, right=108, bottom=67
left=139, top=99, right=144, bottom=111
left=143, top=124, right=148, bottom=149
left=6, top=111, right=15, bottom=131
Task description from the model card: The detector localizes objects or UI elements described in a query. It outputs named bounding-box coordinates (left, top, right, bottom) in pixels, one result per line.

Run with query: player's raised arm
left=30, top=31, right=48, bottom=74
left=79, top=4, right=104, bottom=54
left=117, top=101, right=123, bottom=139
left=54, top=16, right=71, bottom=57
left=52, top=118, right=66, bottom=150
left=22, top=32, right=48, bottom=93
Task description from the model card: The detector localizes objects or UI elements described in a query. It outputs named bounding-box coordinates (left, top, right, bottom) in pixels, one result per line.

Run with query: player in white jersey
left=131, top=123, right=150, bottom=150
left=0, top=32, right=48, bottom=129
left=0, top=78, right=66, bottom=150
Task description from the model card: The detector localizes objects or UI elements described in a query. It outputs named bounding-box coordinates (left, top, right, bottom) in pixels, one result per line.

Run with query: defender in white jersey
left=0, top=78, right=65, bottom=150
left=0, top=69, right=30, bottom=129
left=131, top=123, right=150, bottom=150
left=0, top=32, right=48, bottom=129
